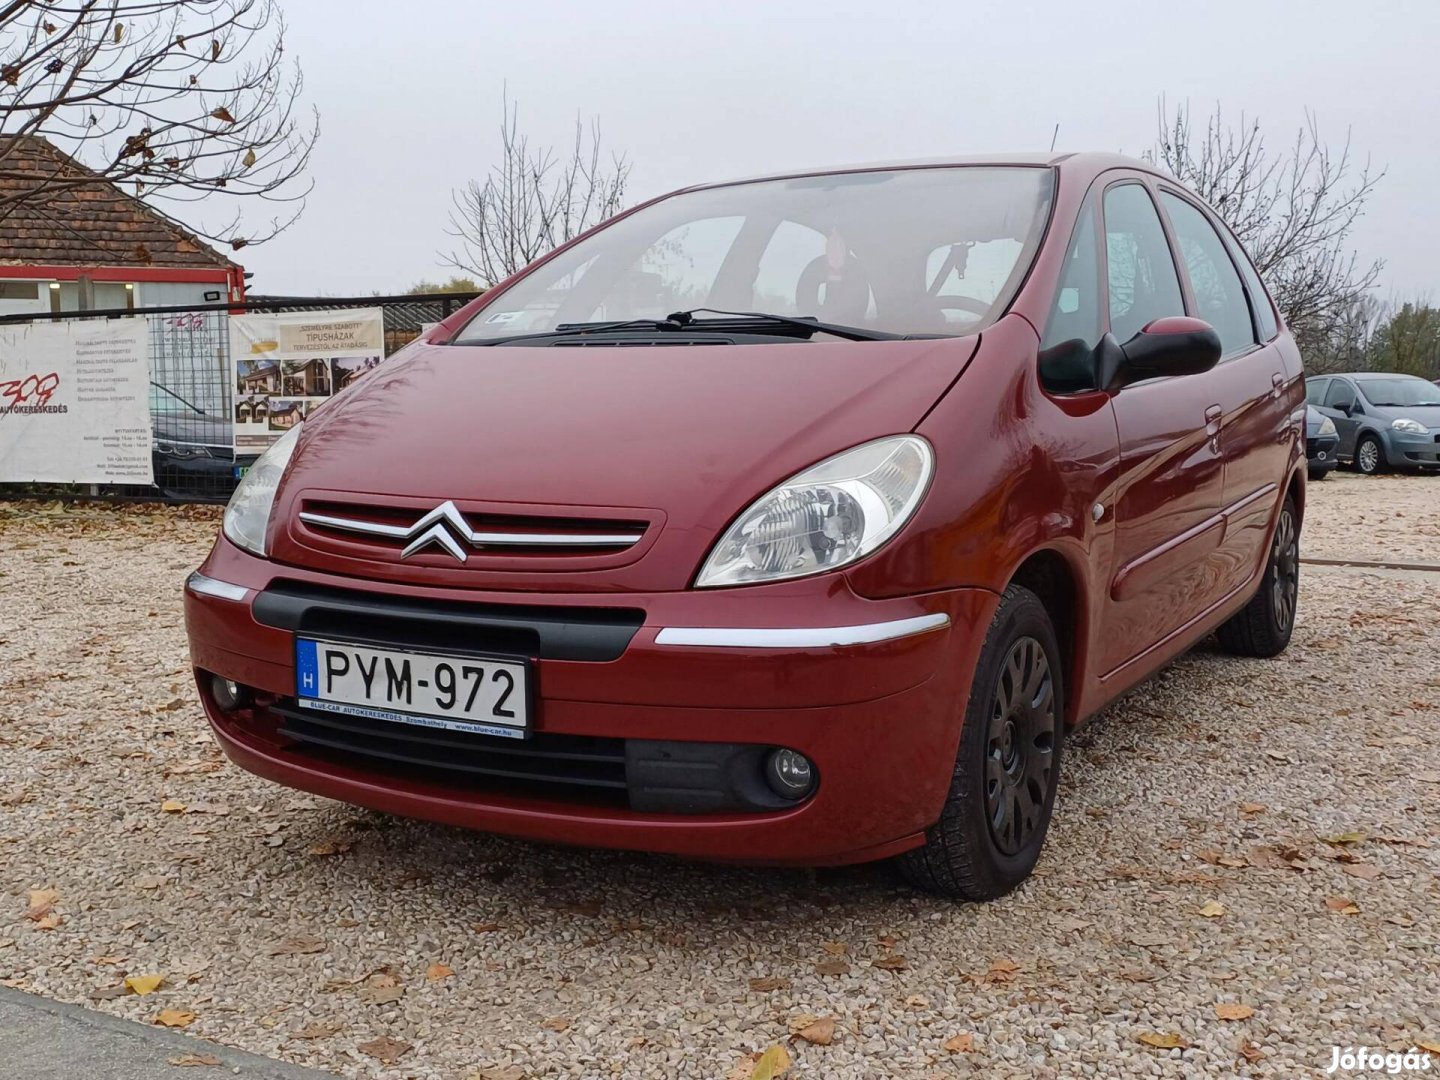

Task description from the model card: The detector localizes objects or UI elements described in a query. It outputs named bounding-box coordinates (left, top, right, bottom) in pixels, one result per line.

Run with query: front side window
left=454, top=167, right=1055, bottom=342
left=1305, top=378, right=1330, bottom=405
left=1159, top=192, right=1256, bottom=357
left=1103, top=183, right=1184, bottom=344
left=1323, top=379, right=1356, bottom=409
left=1039, top=194, right=1102, bottom=393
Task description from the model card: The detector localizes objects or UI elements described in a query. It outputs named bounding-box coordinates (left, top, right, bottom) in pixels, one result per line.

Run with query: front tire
left=1308, top=467, right=1329, bottom=482
left=1355, top=434, right=1384, bottom=475
left=1216, top=494, right=1299, bottom=658
left=896, top=585, right=1064, bottom=901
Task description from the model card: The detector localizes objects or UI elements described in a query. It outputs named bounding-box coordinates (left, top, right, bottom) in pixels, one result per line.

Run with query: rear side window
left=1159, top=192, right=1256, bottom=357
left=1305, top=378, right=1330, bottom=405
left=1217, top=226, right=1279, bottom=341
left=1103, top=184, right=1185, bottom=343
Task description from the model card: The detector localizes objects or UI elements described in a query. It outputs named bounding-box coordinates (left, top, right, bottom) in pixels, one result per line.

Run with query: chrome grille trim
left=297, top=500, right=644, bottom=563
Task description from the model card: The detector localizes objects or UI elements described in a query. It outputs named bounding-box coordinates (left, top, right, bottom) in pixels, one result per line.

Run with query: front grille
left=273, top=700, right=630, bottom=806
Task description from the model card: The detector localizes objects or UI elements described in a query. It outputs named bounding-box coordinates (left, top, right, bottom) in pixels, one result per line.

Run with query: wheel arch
left=1004, top=546, right=1089, bottom=727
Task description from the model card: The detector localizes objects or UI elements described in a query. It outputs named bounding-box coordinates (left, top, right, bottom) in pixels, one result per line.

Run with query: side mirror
left=1097, top=316, right=1222, bottom=392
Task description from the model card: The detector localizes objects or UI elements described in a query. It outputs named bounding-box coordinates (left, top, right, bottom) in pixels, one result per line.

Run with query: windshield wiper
left=663, top=308, right=902, bottom=342
left=464, top=308, right=906, bottom=346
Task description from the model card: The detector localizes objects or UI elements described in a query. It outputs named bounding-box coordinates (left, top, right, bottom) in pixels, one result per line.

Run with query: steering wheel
left=795, top=253, right=874, bottom=323
left=934, top=296, right=991, bottom=327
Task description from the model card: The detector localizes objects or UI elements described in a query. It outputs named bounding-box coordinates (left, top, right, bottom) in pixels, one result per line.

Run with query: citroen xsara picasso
left=185, top=153, right=1307, bottom=900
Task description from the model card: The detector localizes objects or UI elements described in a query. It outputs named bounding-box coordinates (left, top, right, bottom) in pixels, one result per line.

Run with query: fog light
left=210, top=674, right=249, bottom=712
left=764, top=748, right=816, bottom=800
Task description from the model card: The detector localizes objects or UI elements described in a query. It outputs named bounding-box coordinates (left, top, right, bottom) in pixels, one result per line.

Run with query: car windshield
left=1357, top=377, right=1440, bottom=406
left=453, top=166, right=1055, bottom=343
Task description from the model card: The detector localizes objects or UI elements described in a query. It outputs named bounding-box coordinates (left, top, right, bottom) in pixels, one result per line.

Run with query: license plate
left=295, top=639, right=530, bottom=739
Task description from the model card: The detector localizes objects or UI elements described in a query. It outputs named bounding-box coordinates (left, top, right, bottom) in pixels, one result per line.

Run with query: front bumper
left=1383, top=430, right=1440, bottom=467
left=1306, top=433, right=1339, bottom=472
left=184, top=539, right=995, bottom=865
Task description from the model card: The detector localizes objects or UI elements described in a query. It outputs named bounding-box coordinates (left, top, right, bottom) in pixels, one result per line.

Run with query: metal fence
left=0, top=292, right=480, bottom=504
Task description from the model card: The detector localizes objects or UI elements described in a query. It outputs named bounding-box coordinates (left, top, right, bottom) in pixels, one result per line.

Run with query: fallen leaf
left=540, top=1017, right=570, bottom=1032
left=750, top=1045, right=791, bottom=1080
left=1324, top=896, right=1360, bottom=915
left=306, top=838, right=352, bottom=857
left=155, top=1009, right=196, bottom=1028
left=426, top=962, right=454, bottom=981
left=292, top=1021, right=342, bottom=1040
left=1342, top=862, right=1381, bottom=881
left=357, top=1035, right=412, bottom=1064
left=1137, top=1032, right=1189, bottom=1050
left=1197, top=900, right=1226, bottom=918
left=788, top=1014, right=835, bottom=1045
left=820, top=941, right=848, bottom=956
left=748, top=976, right=791, bottom=993
left=1215, top=1003, right=1255, bottom=1021
left=1239, top=1040, right=1265, bottom=1064
left=268, top=935, right=325, bottom=956
left=169, top=1053, right=221, bottom=1067
left=943, top=1033, right=976, bottom=1053
left=161, top=800, right=186, bottom=813
left=872, top=955, right=908, bottom=971
left=24, top=888, right=58, bottom=920
left=470, top=1068, right=525, bottom=1080
left=1321, top=830, right=1367, bottom=845
left=471, top=922, right=502, bottom=934
left=1417, top=1041, right=1440, bottom=1054
left=985, top=958, right=1020, bottom=983
left=904, top=995, right=930, bottom=1009
left=1239, top=802, right=1265, bottom=814
left=125, top=973, right=165, bottom=995
left=814, top=958, right=850, bottom=976
left=134, top=875, right=167, bottom=890
left=360, top=973, right=404, bottom=1005
left=34, top=912, right=62, bottom=931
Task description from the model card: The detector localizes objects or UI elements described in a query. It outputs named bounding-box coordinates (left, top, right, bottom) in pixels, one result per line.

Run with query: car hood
left=268, top=334, right=979, bottom=592
left=1368, top=402, right=1440, bottom=427
left=153, top=411, right=231, bottom=448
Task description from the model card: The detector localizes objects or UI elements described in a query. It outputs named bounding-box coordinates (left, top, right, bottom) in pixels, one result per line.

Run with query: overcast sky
left=234, top=0, right=1439, bottom=302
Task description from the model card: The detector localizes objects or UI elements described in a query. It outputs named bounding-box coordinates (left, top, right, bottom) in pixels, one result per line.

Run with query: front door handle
left=1205, top=404, right=1223, bottom=452
left=1271, top=372, right=1285, bottom=399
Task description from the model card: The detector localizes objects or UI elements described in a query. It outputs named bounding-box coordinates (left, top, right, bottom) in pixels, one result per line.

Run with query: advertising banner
left=229, top=308, right=385, bottom=453
left=0, top=319, right=154, bottom=484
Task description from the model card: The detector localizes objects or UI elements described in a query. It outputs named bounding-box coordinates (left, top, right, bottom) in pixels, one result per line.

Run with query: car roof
left=1325, top=372, right=1427, bottom=380
left=695, top=152, right=1166, bottom=192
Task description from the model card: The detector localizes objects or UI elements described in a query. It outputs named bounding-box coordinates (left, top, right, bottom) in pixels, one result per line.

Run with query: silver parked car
left=1305, top=373, right=1440, bottom=474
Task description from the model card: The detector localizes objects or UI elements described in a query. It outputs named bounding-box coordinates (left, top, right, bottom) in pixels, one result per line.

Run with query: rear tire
left=895, top=585, right=1064, bottom=901
left=1355, top=434, right=1384, bottom=475
left=1216, top=495, right=1299, bottom=658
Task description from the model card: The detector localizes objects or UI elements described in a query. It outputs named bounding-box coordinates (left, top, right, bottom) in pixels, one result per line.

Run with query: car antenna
left=1049, top=123, right=1059, bottom=152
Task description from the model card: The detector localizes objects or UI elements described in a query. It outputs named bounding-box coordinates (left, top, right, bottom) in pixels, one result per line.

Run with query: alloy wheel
left=1270, top=507, right=1299, bottom=633
left=1357, top=439, right=1380, bottom=474
left=985, top=636, right=1056, bottom=856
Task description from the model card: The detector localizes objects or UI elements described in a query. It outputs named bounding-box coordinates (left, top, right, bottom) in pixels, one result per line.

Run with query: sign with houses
left=228, top=308, right=384, bottom=452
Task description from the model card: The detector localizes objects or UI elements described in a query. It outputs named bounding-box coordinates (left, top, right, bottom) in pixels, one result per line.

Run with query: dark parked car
left=150, top=383, right=240, bottom=502
left=1305, top=406, right=1339, bottom=480
left=186, top=152, right=1307, bottom=901
left=1306, top=373, right=1440, bottom=474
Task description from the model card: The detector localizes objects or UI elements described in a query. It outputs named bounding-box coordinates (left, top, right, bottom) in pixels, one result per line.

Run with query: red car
left=186, top=153, right=1306, bottom=900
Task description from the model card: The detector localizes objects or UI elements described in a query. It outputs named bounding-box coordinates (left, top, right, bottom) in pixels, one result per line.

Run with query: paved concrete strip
left=0, top=986, right=340, bottom=1080
left=1302, top=555, right=1440, bottom=573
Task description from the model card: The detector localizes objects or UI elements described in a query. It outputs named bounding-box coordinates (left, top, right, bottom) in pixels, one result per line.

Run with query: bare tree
left=444, top=93, right=629, bottom=286
left=0, top=0, right=317, bottom=249
left=1148, top=101, right=1383, bottom=356
left=1302, top=293, right=1386, bottom=374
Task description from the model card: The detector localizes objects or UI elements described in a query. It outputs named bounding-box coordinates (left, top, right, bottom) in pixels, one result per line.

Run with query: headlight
left=1391, top=418, right=1427, bottom=435
left=222, top=423, right=303, bottom=557
left=695, top=435, right=933, bottom=588
left=153, top=439, right=213, bottom=459
left=1318, top=416, right=1337, bottom=436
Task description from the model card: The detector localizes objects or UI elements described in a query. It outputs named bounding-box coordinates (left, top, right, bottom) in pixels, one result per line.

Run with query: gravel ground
left=1, top=476, right=1438, bottom=1080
